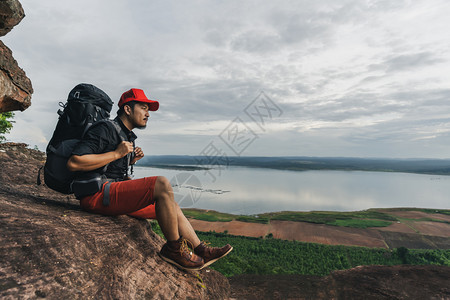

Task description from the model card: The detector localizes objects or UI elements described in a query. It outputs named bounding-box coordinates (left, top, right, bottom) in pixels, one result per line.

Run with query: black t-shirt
left=71, top=117, right=137, bottom=180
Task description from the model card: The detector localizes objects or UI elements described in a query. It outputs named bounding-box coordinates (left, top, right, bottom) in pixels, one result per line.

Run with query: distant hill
left=139, top=155, right=450, bottom=175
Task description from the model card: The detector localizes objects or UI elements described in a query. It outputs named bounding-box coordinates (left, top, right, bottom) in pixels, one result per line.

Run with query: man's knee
left=154, top=176, right=173, bottom=199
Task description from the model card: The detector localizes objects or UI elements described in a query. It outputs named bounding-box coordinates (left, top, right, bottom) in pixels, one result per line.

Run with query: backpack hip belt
left=71, top=175, right=108, bottom=200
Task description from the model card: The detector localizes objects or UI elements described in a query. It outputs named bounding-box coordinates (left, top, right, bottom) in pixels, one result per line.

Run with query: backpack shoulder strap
left=108, top=119, right=126, bottom=142
left=83, top=119, right=125, bottom=141
left=102, top=119, right=134, bottom=177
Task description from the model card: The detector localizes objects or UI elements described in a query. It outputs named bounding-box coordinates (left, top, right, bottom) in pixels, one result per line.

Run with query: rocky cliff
left=0, top=0, right=33, bottom=113
left=0, top=3, right=230, bottom=298
left=0, top=143, right=230, bottom=299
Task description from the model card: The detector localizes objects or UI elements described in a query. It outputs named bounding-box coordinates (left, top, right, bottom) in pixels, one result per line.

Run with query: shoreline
left=139, top=155, right=450, bottom=176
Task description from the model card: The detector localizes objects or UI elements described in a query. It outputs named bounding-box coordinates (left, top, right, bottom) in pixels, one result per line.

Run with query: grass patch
left=182, top=208, right=234, bottom=222
left=235, top=215, right=270, bottom=224
left=264, top=210, right=396, bottom=222
left=149, top=220, right=164, bottom=239
left=329, top=219, right=392, bottom=228
left=259, top=210, right=397, bottom=228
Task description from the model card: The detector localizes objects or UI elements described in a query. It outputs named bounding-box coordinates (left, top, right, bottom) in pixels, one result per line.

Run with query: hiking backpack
left=39, top=83, right=114, bottom=194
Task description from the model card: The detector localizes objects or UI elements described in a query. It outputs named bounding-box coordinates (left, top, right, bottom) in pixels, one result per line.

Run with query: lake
left=133, top=166, right=450, bottom=215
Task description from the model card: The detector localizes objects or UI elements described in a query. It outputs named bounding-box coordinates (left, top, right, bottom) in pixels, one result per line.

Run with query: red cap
left=118, top=88, right=159, bottom=111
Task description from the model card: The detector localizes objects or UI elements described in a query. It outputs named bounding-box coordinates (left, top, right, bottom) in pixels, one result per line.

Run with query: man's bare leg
left=154, top=176, right=180, bottom=241
left=176, top=205, right=201, bottom=247
left=154, top=176, right=201, bottom=246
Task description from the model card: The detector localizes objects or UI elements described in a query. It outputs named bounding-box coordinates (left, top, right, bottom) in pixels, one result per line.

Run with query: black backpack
left=39, top=83, right=114, bottom=194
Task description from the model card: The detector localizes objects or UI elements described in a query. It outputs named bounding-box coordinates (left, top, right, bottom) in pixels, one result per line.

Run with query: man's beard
left=132, top=120, right=147, bottom=130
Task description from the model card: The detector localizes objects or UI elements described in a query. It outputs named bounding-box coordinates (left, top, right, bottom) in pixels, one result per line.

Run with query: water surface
left=133, top=166, right=450, bottom=215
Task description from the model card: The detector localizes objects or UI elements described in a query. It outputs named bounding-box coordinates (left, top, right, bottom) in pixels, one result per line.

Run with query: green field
left=196, top=231, right=450, bottom=277
left=149, top=221, right=450, bottom=277
left=182, top=208, right=234, bottom=222
left=182, top=208, right=450, bottom=228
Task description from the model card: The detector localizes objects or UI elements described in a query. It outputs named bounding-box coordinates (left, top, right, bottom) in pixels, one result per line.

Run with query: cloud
left=369, top=52, right=442, bottom=72
left=4, top=0, right=450, bottom=158
left=230, top=30, right=281, bottom=53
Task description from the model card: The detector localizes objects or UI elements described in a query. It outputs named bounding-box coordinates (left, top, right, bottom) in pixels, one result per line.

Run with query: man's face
left=129, top=102, right=150, bottom=129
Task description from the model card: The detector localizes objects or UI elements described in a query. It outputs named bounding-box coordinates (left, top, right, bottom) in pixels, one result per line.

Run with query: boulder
left=0, top=143, right=230, bottom=299
left=0, top=41, right=33, bottom=112
left=0, top=0, right=24, bottom=36
left=0, top=0, right=33, bottom=113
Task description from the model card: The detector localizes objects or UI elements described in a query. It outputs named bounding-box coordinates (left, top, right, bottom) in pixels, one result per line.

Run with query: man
left=67, top=88, right=232, bottom=271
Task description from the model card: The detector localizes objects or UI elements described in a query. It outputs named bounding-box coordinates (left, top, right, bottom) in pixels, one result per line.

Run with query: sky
left=3, top=0, right=450, bottom=158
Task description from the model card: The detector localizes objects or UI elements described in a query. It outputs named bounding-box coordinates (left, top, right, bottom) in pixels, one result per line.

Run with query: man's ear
left=124, top=104, right=132, bottom=116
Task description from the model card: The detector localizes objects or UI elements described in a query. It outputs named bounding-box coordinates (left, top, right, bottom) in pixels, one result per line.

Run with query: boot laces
left=180, top=239, right=194, bottom=257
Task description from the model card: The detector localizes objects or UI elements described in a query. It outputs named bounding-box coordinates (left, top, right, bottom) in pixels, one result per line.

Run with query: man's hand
left=115, top=141, right=134, bottom=158
left=131, top=146, right=144, bottom=165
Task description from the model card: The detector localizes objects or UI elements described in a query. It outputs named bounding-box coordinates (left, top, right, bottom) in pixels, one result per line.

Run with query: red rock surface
left=229, top=265, right=450, bottom=299
left=0, top=0, right=33, bottom=113
left=0, top=143, right=230, bottom=299
left=0, top=0, right=24, bottom=36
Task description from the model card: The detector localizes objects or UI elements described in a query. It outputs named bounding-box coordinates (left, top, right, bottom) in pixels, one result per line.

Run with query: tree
left=0, top=112, right=15, bottom=142
left=396, top=246, right=409, bottom=264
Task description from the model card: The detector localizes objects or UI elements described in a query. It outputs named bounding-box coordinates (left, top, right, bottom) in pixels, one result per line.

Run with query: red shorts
left=80, top=176, right=158, bottom=219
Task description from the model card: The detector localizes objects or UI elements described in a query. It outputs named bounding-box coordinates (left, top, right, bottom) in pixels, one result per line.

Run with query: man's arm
left=67, top=141, right=134, bottom=172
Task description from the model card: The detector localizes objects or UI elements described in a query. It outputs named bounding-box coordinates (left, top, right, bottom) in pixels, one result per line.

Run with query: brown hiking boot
left=194, top=241, right=233, bottom=267
left=159, top=237, right=205, bottom=271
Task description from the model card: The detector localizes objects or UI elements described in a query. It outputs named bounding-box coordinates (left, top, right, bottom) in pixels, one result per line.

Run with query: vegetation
left=182, top=208, right=234, bottom=222
left=0, top=112, right=14, bottom=142
left=182, top=208, right=399, bottom=228
left=182, top=208, right=450, bottom=229
left=196, top=231, right=450, bottom=277
left=329, top=219, right=392, bottom=228
left=149, top=220, right=164, bottom=238
left=149, top=221, right=450, bottom=277
left=235, top=215, right=270, bottom=224
left=262, top=210, right=397, bottom=228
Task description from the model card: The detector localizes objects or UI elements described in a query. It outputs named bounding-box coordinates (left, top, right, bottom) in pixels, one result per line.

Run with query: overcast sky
left=3, top=0, right=450, bottom=158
